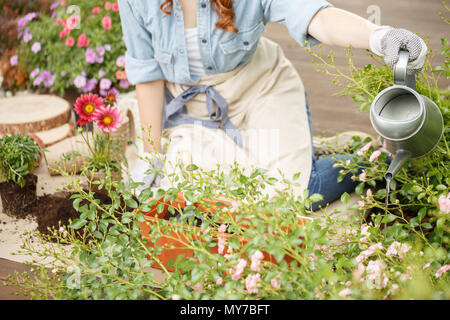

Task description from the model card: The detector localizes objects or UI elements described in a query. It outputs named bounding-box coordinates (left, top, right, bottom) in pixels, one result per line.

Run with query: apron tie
left=163, top=85, right=243, bottom=147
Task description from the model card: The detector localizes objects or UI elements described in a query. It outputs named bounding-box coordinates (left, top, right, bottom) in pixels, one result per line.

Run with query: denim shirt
left=118, top=0, right=333, bottom=85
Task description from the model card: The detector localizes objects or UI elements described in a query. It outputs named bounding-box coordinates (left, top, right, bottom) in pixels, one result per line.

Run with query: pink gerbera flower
left=74, top=93, right=104, bottom=123
left=93, top=105, right=123, bottom=132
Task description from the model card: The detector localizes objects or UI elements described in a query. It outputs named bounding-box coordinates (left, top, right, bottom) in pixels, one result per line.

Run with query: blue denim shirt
left=118, top=0, right=333, bottom=85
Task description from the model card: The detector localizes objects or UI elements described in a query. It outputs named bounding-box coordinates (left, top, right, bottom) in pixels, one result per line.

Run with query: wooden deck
left=1, top=0, right=449, bottom=299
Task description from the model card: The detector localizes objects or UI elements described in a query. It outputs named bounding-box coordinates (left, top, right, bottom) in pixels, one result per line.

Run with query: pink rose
left=77, top=33, right=89, bottom=48
left=359, top=170, right=366, bottom=182
left=65, top=37, right=75, bottom=47
left=105, top=2, right=112, bottom=10
left=435, top=264, right=450, bottom=278
left=369, top=150, right=382, bottom=162
left=112, top=3, right=119, bottom=12
left=270, top=278, right=281, bottom=289
left=102, top=16, right=112, bottom=30
left=92, top=7, right=100, bottom=14
left=218, top=224, right=227, bottom=233
left=438, top=193, right=450, bottom=213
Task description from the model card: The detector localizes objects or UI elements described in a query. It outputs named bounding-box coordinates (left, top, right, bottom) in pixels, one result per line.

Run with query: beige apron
left=160, top=36, right=312, bottom=197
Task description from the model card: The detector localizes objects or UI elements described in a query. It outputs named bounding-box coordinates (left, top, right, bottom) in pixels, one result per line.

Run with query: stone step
left=0, top=94, right=71, bottom=134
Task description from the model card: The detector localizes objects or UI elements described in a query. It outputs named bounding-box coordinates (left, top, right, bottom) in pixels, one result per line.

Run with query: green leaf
left=381, top=214, right=398, bottom=223
left=125, top=198, right=138, bottom=209
left=70, top=219, right=87, bottom=230
left=138, top=188, right=153, bottom=203
left=340, top=192, right=350, bottom=204
left=186, top=164, right=198, bottom=172
left=309, top=193, right=324, bottom=203
left=432, top=66, right=444, bottom=73
left=352, top=95, right=366, bottom=103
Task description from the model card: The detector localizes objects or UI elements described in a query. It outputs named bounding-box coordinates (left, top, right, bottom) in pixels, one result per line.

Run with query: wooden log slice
left=0, top=95, right=72, bottom=134
left=33, top=122, right=75, bottom=147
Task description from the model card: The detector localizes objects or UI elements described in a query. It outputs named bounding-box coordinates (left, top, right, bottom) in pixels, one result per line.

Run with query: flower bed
left=12, top=0, right=131, bottom=98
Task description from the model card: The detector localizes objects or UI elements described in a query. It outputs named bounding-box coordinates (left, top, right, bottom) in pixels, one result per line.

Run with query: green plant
left=0, top=134, right=42, bottom=187
left=14, top=0, right=131, bottom=97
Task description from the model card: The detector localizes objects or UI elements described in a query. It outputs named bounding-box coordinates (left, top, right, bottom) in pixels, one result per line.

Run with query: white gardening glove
left=370, top=26, right=427, bottom=74
left=129, top=152, right=164, bottom=197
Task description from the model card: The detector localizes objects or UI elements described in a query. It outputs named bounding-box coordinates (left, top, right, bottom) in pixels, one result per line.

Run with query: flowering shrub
left=14, top=0, right=131, bottom=97
left=4, top=160, right=449, bottom=300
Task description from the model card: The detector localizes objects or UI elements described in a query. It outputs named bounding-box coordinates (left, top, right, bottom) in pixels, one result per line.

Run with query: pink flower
left=435, top=264, right=450, bottom=278
left=105, top=2, right=112, bottom=10
left=216, top=277, right=223, bottom=285
left=171, top=294, right=181, bottom=300
left=102, top=16, right=112, bottom=30
left=358, top=201, right=364, bottom=208
left=357, top=142, right=372, bottom=155
left=65, top=37, right=75, bottom=47
left=338, top=288, right=352, bottom=298
left=66, top=15, right=80, bottom=30
left=245, top=274, right=260, bottom=294
left=74, top=93, right=104, bottom=123
left=270, top=278, right=281, bottom=289
left=366, top=189, right=373, bottom=197
left=112, top=3, right=119, bottom=11
left=116, top=55, right=126, bottom=67
left=250, top=250, right=264, bottom=272
left=93, top=105, right=123, bottom=133
left=217, top=237, right=226, bottom=255
left=438, top=193, right=450, bottom=213
left=56, top=18, right=62, bottom=26
left=193, top=283, right=203, bottom=291
left=230, top=259, right=246, bottom=280
left=369, top=150, right=382, bottom=162
left=92, top=7, right=100, bottom=14
left=423, top=263, right=431, bottom=270
left=359, top=170, right=366, bottom=182
left=59, top=28, right=70, bottom=39
left=361, top=224, right=371, bottom=237
left=386, top=241, right=410, bottom=261
left=77, top=33, right=89, bottom=48
left=218, top=224, right=227, bottom=233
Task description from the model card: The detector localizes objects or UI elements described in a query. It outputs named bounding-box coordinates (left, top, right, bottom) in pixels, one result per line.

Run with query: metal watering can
left=369, top=50, right=444, bottom=182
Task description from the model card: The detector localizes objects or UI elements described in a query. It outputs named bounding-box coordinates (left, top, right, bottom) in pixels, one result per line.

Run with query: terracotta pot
left=138, top=192, right=310, bottom=272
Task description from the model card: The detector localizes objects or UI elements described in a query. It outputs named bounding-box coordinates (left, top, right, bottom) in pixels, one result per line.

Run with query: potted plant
left=72, top=90, right=127, bottom=185
left=0, top=133, right=44, bottom=216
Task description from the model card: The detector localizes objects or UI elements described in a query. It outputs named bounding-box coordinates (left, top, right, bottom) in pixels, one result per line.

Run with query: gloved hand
left=129, top=152, right=164, bottom=197
left=370, top=26, right=427, bottom=74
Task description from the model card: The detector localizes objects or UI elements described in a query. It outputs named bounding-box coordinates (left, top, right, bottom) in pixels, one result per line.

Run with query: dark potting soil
left=0, top=174, right=38, bottom=218
left=29, top=188, right=137, bottom=242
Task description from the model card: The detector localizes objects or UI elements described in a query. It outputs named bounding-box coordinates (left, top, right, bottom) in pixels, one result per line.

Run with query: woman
left=118, top=0, right=427, bottom=208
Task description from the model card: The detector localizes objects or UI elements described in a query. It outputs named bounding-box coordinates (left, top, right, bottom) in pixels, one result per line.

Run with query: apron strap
left=163, top=85, right=243, bottom=148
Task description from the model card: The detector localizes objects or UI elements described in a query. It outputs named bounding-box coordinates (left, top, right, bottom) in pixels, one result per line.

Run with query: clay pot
left=138, top=192, right=311, bottom=272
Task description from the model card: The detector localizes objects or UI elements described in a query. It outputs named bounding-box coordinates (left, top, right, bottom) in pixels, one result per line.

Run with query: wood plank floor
left=1, top=0, right=448, bottom=300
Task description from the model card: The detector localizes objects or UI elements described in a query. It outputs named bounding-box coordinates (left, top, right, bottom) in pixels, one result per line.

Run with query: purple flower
left=17, top=12, right=38, bottom=32
left=31, top=42, right=41, bottom=53
left=32, top=70, right=54, bottom=88
left=104, top=44, right=111, bottom=51
left=96, top=46, right=106, bottom=56
left=50, top=1, right=60, bottom=10
left=30, top=68, right=40, bottom=78
left=116, top=55, right=126, bottom=68
left=81, top=70, right=87, bottom=77
left=9, top=55, right=18, bottom=66
left=119, top=80, right=130, bottom=89
left=95, top=54, right=104, bottom=64
left=85, top=48, right=97, bottom=64
left=98, top=69, right=106, bottom=78
left=100, top=78, right=112, bottom=91
left=23, top=27, right=32, bottom=43
left=60, top=71, right=67, bottom=77
left=82, top=78, right=98, bottom=92
left=74, top=75, right=87, bottom=89
left=33, top=75, right=43, bottom=86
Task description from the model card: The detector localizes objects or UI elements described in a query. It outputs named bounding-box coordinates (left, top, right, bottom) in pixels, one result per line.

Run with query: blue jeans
left=305, top=95, right=359, bottom=211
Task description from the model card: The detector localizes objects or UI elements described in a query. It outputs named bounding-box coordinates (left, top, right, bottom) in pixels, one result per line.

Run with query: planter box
left=138, top=193, right=311, bottom=272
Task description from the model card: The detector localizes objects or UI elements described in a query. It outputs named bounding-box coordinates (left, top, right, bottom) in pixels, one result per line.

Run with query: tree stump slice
left=34, top=122, right=75, bottom=147
left=0, top=95, right=71, bottom=134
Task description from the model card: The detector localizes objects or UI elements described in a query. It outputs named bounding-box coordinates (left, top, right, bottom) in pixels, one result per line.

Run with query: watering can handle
left=393, top=50, right=416, bottom=90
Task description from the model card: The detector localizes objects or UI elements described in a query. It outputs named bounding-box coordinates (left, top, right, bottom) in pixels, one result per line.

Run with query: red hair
left=160, top=0, right=238, bottom=33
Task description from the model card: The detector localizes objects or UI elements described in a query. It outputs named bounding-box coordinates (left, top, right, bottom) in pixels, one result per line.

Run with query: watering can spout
left=385, top=150, right=411, bottom=181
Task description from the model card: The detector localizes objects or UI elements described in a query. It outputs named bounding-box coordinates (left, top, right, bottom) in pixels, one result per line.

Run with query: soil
left=0, top=174, right=38, bottom=217
left=28, top=187, right=137, bottom=242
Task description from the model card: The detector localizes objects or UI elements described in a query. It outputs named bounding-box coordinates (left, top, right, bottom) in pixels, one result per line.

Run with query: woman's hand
left=370, top=26, right=428, bottom=74
left=129, top=152, right=164, bottom=196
